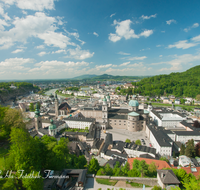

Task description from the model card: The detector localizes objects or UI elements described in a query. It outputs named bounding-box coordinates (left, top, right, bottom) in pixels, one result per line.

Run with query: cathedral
left=79, top=94, right=150, bottom=132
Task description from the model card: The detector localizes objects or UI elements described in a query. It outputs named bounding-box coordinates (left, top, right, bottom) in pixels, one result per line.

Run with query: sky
left=0, top=0, right=200, bottom=80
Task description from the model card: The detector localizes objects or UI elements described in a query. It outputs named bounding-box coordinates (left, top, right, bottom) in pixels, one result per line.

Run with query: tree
left=2, top=108, right=25, bottom=139
left=22, top=171, right=43, bottom=190
left=96, top=168, right=106, bottom=175
left=29, top=103, right=34, bottom=111
left=125, top=139, right=131, bottom=143
left=159, top=157, right=169, bottom=163
left=138, top=160, right=148, bottom=177
left=135, top=139, right=141, bottom=145
left=148, top=162, right=157, bottom=177
left=132, top=159, right=140, bottom=169
left=121, top=162, right=129, bottom=176
left=185, top=139, right=196, bottom=158
left=183, top=177, right=200, bottom=190
left=151, top=186, right=162, bottom=190
left=88, top=158, right=100, bottom=174
left=180, top=144, right=185, bottom=155
left=195, top=142, right=200, bottom=157
left=196, top=94, right=200, bottom=101
left=127, top=168, right=140, bottom=177
left=194, top=120, right=200, bottom=128
left=105, top=164, right=113, bottom=176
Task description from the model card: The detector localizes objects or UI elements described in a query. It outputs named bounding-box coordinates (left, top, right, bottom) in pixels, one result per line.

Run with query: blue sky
left=0, top=0, right=200, bottom=79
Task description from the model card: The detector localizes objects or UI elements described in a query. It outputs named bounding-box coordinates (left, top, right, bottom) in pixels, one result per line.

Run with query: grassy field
left=151, top=102, right=200, bottom=109
left=126, top=181, right=151, bottom=187
left=96, top=178, right=118, bottom=186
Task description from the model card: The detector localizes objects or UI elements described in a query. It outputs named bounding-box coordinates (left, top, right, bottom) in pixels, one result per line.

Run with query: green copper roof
left=129, top=100, right=139, bottom=107
left=34, top=103, right=40, bottom=117
left=103, top=96, right=107, bottom=102
left=144, top=110, right=149, bottom=114
left=49, top=119, right=56, bottom=130
left=128, top=112, right=140, bottom=116
left=106, top=93, right=110, bottom=100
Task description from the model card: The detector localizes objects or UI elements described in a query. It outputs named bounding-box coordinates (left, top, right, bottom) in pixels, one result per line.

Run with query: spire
left=34, top=103, right=40, bottom=117
left=55, top=92, right=58, bottom=99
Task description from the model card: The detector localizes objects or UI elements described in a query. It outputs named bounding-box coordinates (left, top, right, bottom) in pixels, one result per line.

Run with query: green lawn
left=151, top=103, right=200, bottom=109
left=126, top=181, right=151, bottom=188
left=96, top=178, right=118, bottom=186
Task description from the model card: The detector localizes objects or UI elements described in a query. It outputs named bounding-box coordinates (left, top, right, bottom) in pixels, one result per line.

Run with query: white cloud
left=159, top=55, right=163, bottom=57
left=0, top=18, right=10, bottom=30
left=0, top=57, right=33, bottom=71
left=110, top=13, right=116, bottom=18
left=0, top=12, right=77, bottom=49
left=168, top=40, right=198, bottom=49
left=156, top=45, right=162, bottom=47
left=166, top=19, right=176, bottom=25
left=184, top=23, right=199, bottom=32
left=1, top=0, right=55, bottom=11
left=118, top=51, right=130, bottom=55
left=161, top=31, right=165, bottom=33
left=153, top=53, right=200, bottom=72
left=93, top=32, right=99, bottom=37
left=128, top=56, right=147, bottom=61
left=0, top=4, right=11, bottom=20
left=192, top=34, right=200, bottom=42
left=108, top=19, right=153, bottom=42
left=52, top=49, right=66, bottom=54
left=38, top=51, right=49, bottom=56
left=12, top=48, right=23, bottom=53
left=140, top=14, right=157, bottom=20
left=29, top=60, right=90, bottom=73
left=120, top=61, right=130, bottom=66
left=96, top=64, right=112, bottom=70
left=36, top=45, right=45, bottom=49
left=65, top=46, right=94, bottom=60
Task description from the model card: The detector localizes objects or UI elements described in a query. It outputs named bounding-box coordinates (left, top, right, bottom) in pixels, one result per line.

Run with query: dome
left=129, top=100, right=139, bottom=107
left=103, top=96, right=107, bottom=102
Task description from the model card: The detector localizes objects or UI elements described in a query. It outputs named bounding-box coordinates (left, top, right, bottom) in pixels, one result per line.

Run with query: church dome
left=129, top=100, right=139, bottom=107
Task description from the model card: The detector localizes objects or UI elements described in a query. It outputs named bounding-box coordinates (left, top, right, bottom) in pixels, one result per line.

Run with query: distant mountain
left=72, top=74, right=97, bottom=80
left=134, top=65, right=200, bottom=98
left=72, top=74, right=149, bottom=81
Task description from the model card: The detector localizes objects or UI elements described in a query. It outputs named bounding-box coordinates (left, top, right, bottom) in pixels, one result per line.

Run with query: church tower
left=35, top=103, right=42, bottom=131
left=102, top=96, right=108, bottom=130
left=55, top=93, right=59, bottom=118
left=106, top=94, right=111, bottom=108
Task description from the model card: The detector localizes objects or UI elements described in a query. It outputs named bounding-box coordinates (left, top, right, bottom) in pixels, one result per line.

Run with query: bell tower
left=102, top=96, right=108, bottom=130
left=55, top=93, right=59, bottom=118
left=35, top=103, right=42, bottom=131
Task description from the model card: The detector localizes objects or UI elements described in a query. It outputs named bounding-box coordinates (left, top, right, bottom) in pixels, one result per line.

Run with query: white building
left=149, top=108, right=186, bottom=128
left=64, top=117, right=95, bottom=130
left=146, top=123, right=173, bottom=156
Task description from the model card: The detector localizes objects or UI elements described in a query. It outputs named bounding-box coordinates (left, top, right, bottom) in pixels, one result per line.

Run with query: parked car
left=149, top=143, right=152, bottom=147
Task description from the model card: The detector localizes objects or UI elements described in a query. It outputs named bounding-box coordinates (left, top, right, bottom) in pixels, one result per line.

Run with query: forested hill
left=134, top=65, right=200, bottom=98
left=0, top=82, right=39, bottom=103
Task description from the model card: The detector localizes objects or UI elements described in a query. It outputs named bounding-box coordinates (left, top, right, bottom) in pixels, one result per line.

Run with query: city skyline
left=0, top=0, right=200, bottom=79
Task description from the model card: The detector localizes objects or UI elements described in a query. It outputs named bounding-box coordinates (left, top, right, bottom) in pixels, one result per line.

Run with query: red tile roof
left=128, top=157, right=171, bottom=170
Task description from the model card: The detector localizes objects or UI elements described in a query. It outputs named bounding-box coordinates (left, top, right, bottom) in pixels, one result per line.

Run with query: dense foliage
left=96, top=159, right=157, bottom=178
left=115, top=65, right=200, bottom=98
left=0, top=82, right=37, bottom=92
left=0, top=106, right=87, bottom=189
left=135, top=65, right=200, bottom=97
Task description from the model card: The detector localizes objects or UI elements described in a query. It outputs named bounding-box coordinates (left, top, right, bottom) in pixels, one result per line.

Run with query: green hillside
left=133, top=65, right=200, bottom=98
